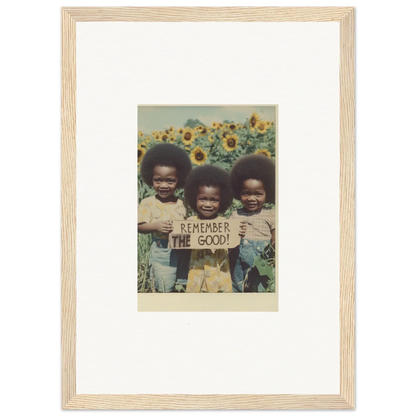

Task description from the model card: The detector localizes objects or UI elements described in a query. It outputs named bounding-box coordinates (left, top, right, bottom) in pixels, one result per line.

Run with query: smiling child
left=229, top=154, right=276, bottom=292
left=138, top=143, right=192, bottom=292
left=183, top=165, right=234, bottom=293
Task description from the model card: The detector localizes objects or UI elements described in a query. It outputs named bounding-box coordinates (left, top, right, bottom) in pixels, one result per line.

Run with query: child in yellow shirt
left=183, top=165, right=234, bottom=293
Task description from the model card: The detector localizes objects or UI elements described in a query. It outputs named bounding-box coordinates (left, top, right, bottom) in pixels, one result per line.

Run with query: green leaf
left=253, top=255, right=274, bottom=277
left=175, top=284, right=186, bottom=292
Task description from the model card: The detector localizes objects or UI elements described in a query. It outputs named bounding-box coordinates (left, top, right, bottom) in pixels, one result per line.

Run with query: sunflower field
left=137, top=112, right=276, bottom=292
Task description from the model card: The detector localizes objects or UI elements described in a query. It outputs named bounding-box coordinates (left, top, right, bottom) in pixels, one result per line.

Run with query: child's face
left=240, top=179, right=266, bottom=212
left=152, top=165, right=178, bottom=199
left=196, top=186, right=221, bottom=219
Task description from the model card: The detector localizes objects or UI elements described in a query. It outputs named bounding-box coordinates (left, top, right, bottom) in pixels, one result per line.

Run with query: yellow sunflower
left=228, top=122, right=237, bottom=131
left=145, top=136, right=152, bottom=143
left=190, top=146, right=208, bottom=165
left=169, top=126, right=175, bottom=133
left=208, top=135, right=215, bottom=143
left=265, top=121, right=271, bottom=128
left=249, top=112, right=260, bottom=129
left=211, top=122, right=218, bottom=129
left=154, top=133, right=162, bottom=142
left=138, top=131, right=144, bottom=138
left=255, top=149, right=271, bottom=158
left=168, top=135, right=176, bottom=143
left=177, top=127, right=184, bottom=135
left=160, top=132, right=170, bottom=142
left=138, top=141, right=147, bottom=149
left=256, top=120, right=268, bottom=134
left=222, top=134, right=239, bottom=152
left=182, top=128, right=196, bottom=146
left=199, top=125, right=210, bottom=135
left=137, top=145, right=146, bottom=165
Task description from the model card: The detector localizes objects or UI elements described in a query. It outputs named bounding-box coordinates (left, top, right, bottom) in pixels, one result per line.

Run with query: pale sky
left=137, top=106, right=276, bottom=134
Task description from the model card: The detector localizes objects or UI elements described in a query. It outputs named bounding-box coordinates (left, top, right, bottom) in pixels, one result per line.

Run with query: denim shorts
left=231, top=239, right=269, bottom=292
left=149, top=238, right=188, bottom=292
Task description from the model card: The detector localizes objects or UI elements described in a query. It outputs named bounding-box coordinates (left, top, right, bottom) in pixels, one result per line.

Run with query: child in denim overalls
left=229, top=154, right=276, bottom=292
left=138, top=143, right=192, bottom=292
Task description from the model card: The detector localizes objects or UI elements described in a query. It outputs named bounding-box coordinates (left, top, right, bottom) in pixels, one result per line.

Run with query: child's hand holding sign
left=239, top=220, right=247, bottom=238
left=156, top=220, right=174, bottom=234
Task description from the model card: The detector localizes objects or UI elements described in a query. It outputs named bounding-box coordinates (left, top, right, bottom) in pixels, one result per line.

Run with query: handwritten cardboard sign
left=168, top=219, right=242, bottom=249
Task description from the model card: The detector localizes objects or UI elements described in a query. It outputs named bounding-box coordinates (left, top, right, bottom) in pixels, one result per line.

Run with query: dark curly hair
left=230, top=154, right=275, bottom=203
left=184, top=165, right=233, bottom=214
left=140, top=143, right=192, bottom=188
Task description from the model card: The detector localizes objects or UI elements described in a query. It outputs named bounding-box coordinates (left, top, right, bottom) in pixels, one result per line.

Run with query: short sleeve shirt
left=230, top=208, right=275, bottom=241
left=137, top=196, right=187, bottom=239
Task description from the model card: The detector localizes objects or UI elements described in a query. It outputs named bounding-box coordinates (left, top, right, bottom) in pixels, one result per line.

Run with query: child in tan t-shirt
left=138, top=143, right=192, bottom=292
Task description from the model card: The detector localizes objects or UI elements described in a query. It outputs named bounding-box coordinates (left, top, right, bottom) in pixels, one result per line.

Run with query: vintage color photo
left=137, top=106, right=277, bottom=294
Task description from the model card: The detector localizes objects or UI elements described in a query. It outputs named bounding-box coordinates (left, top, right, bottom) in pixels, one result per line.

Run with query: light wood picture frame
left=62, top=7, right=355, bottom=410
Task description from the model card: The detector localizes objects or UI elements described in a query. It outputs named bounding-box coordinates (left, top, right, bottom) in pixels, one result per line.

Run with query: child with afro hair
left=183, top=165, right=234, bottom=293
left=229, top=154, right=276, bottom=292
left=138, top=143, right=192, bottom=292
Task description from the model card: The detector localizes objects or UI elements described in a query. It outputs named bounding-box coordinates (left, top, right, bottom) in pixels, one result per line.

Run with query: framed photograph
left=137, top=105, right=278, bottom=311
left=62, top=7, right=355, bottom=410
